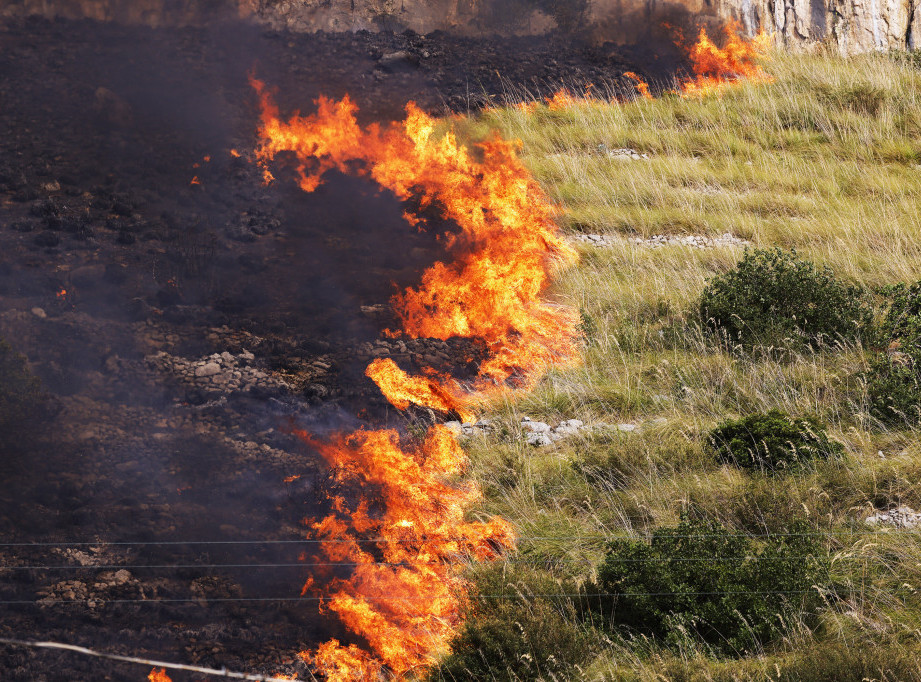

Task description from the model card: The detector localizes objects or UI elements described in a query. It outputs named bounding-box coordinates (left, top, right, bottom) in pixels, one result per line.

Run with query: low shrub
left=699, top=248, right=872, bottom=352
left=432, top=567, right=592, bottom=681
left=594, top=518, right=827, bottom=655
left=867, top=281, right=921, bottom=424
left=707, top=410, right=843, bottom=472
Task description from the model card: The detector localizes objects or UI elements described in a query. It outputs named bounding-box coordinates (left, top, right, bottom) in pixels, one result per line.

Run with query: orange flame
left=147, top=669, right=172, bottom=682
left=254, top=81, right=577, bottom=679
left=296, top=426, right=515, bottom=679
left=56, top=288, right=67, bottom=299
left=624, top=71, right=653, bottom=100
left=365, top=358, right=474, bottom=422
left=679, top=22, right=773, bottom=97
left=254, top=81, right=580, bottom=404
left=190, top=175, right=200, bottom=186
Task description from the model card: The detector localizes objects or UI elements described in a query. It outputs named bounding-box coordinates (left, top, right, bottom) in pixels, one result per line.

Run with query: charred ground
left=0, top=14, right=656, bottom=682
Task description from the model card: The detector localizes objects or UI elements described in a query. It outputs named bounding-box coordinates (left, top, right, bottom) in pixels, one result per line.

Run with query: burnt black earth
left=0, top=15, right=651, bottom=680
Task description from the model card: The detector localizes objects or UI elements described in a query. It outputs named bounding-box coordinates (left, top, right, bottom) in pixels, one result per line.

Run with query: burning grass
left=445, top=48, right=921, bottom=679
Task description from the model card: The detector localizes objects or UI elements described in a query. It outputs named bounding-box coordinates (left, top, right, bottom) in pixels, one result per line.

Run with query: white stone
left=527, top=432, right=554, bottom=447
left=522, top=420, right=552, bottom=433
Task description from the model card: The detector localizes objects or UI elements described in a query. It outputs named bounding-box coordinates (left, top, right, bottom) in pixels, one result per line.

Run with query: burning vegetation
left=253, top=79, right=580, bottom=677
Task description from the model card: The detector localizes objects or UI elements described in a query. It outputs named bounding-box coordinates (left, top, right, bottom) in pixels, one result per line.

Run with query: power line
left=0, top=589, right=871, bottom=606
left=0, top=528, right=917, bottom=547
left=0, top=555, right=884, bottom=571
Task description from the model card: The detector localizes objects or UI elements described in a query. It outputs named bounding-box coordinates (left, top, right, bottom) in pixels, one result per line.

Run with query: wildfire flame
left=295, top=426, right=514, bottom=679
left=147, top=669, right=172, bottom=682
left=254, top=79, right=580, bottom=404
left=624, top=71, right=653, bottom=100
left=253, top=78, right=578, bottom=679
left=365, top=358, right=474, bottom=422
left=679, top=21, right=773, bottom=97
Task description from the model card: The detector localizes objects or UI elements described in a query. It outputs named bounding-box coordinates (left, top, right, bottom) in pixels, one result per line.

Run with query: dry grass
left=446, top=49, right=921, bottom=680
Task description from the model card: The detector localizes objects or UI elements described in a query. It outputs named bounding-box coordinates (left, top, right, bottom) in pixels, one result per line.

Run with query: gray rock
left=195, top=362, right=221, bottom=378
left=526, top=432, right=554, bottom=447
left=522, top=420, right=552, bottom=434
left=31, top=307, right=47, bottom=319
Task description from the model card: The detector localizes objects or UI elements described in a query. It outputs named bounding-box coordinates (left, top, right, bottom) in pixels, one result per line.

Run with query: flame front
left=254, top=82, right=579, bottom=679
left=296, top=426, right=514, bottom=679
left=680, top=21, right=773, bottom=96
left=254, top=79, right=580, bottom=405
left=147, top=669, right=171, bottom=682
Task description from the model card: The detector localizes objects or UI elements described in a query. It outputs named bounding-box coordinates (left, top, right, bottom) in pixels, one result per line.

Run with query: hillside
left=438, top=50, right=921, bottom=680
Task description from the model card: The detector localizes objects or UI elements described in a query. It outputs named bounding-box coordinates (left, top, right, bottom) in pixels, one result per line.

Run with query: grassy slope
left=448, top=51, right=921, bottom=680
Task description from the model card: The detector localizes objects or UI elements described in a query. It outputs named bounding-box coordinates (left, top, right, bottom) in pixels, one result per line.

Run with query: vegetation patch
left=868, top=281, right=921, bottom=424
left=699, top=248, right=872, bottom=352
left=594, top=518, right=827, bottom=655
left=708, top=409, right=844, bottom=472
left=432, top=567, right=592, bottom=681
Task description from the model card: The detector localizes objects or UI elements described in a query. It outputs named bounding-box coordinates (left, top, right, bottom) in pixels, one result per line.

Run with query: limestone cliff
left=696, top=0, right=919, bottom=53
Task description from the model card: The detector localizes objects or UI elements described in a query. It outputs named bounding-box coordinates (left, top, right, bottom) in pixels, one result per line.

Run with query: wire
left=0, top=637, right=309, bottom=682
left=0, top=528, right=916, bottom=547
left=0, top=590, right=833, bottom=605
left=0, top=555, right=883, bottom=570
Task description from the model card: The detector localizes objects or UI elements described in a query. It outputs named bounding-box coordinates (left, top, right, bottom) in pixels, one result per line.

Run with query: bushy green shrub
left=0, top=338, right=48, bottom=448
left=699, top=248, right=872, bottom=351
left=594, top=518, right=827, bottom=655
left=432, top=567, right=592, bottom=681
left=867, top=281, right=921, bottom=424
left=707, top=410, right=843, bottom=472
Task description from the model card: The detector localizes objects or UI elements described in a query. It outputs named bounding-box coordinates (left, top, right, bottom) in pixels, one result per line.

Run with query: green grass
left=444, top=49, right=921, bottom=680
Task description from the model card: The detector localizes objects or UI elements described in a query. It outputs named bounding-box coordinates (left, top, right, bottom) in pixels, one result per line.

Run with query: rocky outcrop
left=706, top=0, right=919, bottom=54
left=2, top=0, right=916, bottom=55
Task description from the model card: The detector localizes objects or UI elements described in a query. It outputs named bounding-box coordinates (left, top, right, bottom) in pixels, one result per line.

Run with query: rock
left=865, top=506, right=921, bottom=528
left=31, top=307, right=47, bottom=318
left=714, top=0, right=919, bottom=54
left=194, top=362, right=221, bottom=378
left=526, top=432, right=554, bottom=447
left=522, top=420, right=552, bottom=433
left=617, top=423, right=637, bottom=432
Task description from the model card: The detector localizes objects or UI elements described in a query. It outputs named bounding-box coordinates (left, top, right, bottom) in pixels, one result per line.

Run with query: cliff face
left=2, top=0, right=917, bottom=53
left=707, top=0, right=920, bottom=53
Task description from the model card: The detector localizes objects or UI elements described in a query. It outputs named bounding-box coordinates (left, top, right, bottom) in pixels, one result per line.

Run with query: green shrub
left=594, top=518, right=827, bottom=655
left=432, top=567, right=592, bottom=681
left=699, top=248, right=872, bottom=352
left=0, top=338, right=48, bottom=448
left=707, top=410, right=844, bottom=472
left=866, top=281, right=921, bottom=424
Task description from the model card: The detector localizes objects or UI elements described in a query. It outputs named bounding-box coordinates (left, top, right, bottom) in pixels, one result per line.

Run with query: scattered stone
left=865, top=506, right=921, bottom=529
left=526, top=432, right=554, bottom=447
left=598, top=143, right=648, bottom=160
left=570, top=232, right=750, bottom=250
left=194, top=362, right=221, bottom=378
left=31, top=307, right=47, bottom=318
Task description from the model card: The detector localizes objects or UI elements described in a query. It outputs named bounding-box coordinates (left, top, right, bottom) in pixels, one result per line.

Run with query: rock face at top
left=1, top=0, right=916, bottom=55
left=710, top=0, right=921, bottom=54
